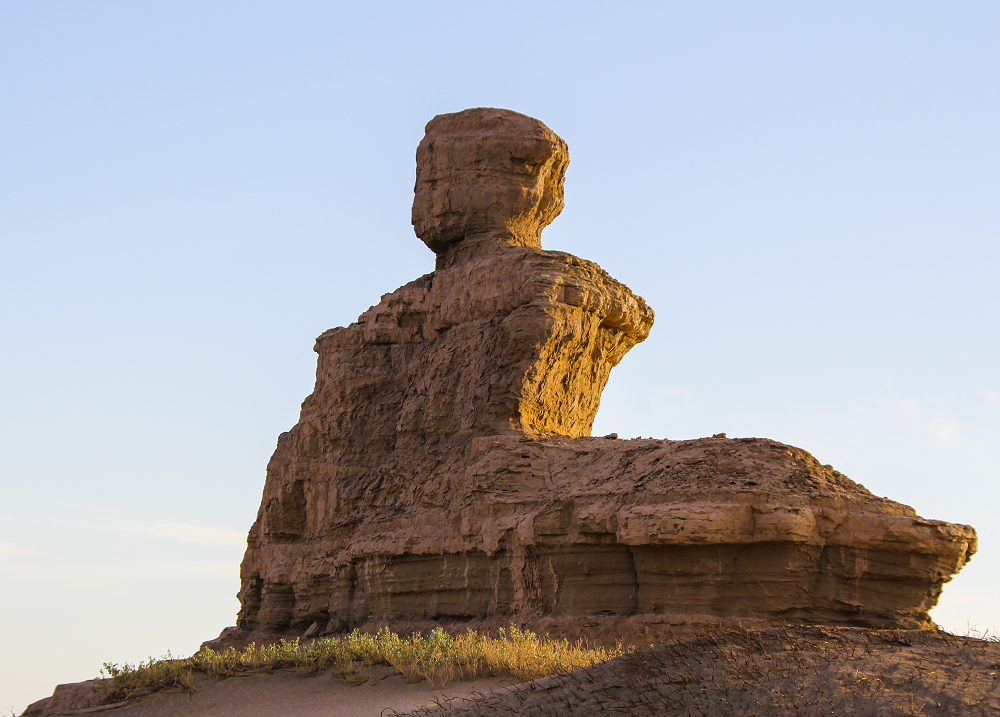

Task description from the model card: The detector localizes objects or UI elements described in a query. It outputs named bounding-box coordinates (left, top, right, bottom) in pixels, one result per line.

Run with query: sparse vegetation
left=96, top=652, right=195, bottom=702
left=27, top=626, right=1000, bottom=716
left=94, top=626, right=623, bottom=702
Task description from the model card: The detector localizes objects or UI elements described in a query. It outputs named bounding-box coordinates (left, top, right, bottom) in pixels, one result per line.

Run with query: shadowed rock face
left=234, top=108, right=975, bottom=641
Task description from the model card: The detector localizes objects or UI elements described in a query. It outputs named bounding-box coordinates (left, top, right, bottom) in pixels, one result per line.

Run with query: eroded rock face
left=234, top=108, right=975, bottom=641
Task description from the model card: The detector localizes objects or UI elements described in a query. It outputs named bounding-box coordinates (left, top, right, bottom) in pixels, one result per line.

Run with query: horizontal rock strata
left=234, top=108, right=975, bottom=643
left=241, top=431, right=974, bottom=634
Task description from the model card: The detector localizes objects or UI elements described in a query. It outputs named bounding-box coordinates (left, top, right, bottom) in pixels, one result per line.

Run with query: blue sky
left=2, top=2, right=998, bottom=712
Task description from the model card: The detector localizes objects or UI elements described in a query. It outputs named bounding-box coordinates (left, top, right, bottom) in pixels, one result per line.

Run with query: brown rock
left=412, top=108, right=569, bottom=254
left=23, top=680, right=110, bottom=716
left=232, top=108, right=975, bottom=644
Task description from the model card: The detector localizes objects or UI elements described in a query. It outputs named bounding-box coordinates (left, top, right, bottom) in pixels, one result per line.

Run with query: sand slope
left=29, top=670, right=502, bottom=717
left=402, top=628, right=1000, bottom=717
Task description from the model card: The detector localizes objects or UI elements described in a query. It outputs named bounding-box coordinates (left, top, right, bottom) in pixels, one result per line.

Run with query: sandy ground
left=72, top=670, right=504, bottom=717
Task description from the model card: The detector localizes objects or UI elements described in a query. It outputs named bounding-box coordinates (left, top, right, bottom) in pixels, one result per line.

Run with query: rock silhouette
left=233, top=108, right=975, bottom=643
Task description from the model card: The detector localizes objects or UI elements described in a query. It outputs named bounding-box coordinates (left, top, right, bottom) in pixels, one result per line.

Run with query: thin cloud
left=0, top=514, right=34, bottom=523
left=0, top=542, right=49, bottom=556
left=882, top=397, right=963, bottom=448
left=115, top=523, right=246, bottom=548
left=982, top=390, right=1000, bottom=408
left=154, top=560, right=241, bottom=577
left=928, top=419, right=961, bottom=442
left=0, top=514, right=245, bottom=548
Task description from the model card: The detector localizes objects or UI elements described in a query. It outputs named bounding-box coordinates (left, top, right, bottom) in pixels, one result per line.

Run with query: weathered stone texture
left=234, top=108, right=975, bottom=644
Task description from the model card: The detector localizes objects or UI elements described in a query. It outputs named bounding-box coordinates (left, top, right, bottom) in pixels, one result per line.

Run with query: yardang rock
left=232, top=108, right=975, bottom=644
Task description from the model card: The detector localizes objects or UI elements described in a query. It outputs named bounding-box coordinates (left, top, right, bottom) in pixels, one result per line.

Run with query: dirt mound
left=403, top=627, right=1000, bottom=716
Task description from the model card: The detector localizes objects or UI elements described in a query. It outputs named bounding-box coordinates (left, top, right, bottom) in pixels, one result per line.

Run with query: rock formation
left=233, top=108, right=975, bottom=643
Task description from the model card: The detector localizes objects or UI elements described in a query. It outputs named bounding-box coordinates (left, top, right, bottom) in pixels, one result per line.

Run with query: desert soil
left=67, top=670, right=503, bottom=717
left=404, top=627, right=1000, bottom=717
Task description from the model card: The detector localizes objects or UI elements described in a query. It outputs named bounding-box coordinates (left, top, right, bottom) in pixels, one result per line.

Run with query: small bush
left=97, top=653, right=194, bottom=702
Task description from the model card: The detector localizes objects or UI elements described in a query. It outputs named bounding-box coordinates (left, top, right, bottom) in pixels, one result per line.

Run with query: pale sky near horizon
left=2, top=2, right=999, bottom=713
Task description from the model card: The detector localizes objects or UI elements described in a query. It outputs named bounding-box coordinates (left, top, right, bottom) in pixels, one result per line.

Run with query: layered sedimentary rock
left=235, top=108, right=975, bottom=641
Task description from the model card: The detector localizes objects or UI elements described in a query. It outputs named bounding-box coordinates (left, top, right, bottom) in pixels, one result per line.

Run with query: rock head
left=231, top=108, right=975, bottom=645
left=412, top=108, right=569, bottom=254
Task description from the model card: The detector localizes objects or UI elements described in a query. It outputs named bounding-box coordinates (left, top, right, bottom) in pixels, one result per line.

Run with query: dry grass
left=95, top=652, right=196, bottom=703
left=80, top=625, right=1000, bottom=715
left=94, top=626, right=622, bottom=702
